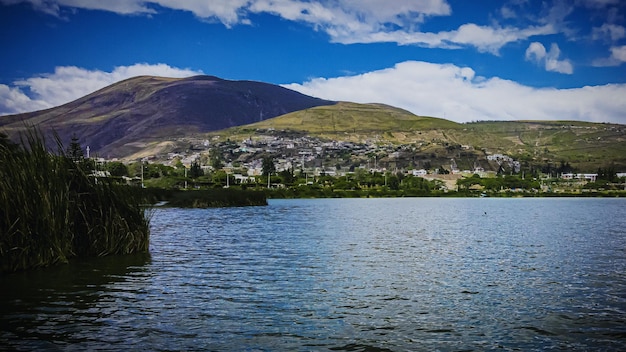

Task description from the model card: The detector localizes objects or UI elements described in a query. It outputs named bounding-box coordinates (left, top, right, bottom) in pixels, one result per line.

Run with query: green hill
left=454, top=121, right=626, bottom=171
left=222, top=101, right=461, bottom=143
left=214, top=103, right=626, bottom=172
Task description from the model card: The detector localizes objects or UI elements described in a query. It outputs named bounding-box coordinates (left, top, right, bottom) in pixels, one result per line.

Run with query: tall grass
left=0, top=129, right=149, bottom=273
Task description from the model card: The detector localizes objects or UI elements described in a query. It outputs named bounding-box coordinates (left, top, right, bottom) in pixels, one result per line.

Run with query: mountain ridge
left=1, top=75, right=625, bottom=170
left=0, top=75, right=335, bottom=157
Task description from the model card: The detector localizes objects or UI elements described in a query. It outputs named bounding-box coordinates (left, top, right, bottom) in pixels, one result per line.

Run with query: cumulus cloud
left=2, top=0, right=558, bottom=54
left=0, top=63, right=201, bottom=115
left=283, top=61, right=626, bottom=124
left=592, top=23, right=626, bottom=42
left=525, top=42, right=573, bottom=74
left=593, top=45, right=626, bottom=66
left=3, top=0, right=451, bottom=27
left=337, top=22, right=556, bottom=55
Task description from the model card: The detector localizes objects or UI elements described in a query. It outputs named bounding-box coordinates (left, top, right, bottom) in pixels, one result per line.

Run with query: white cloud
left=525, top=42, right=548, bottom=61
left=1, top=0, right=157, bottom=16
left=610, top=45, right=626, bottom=61
left=283, top=60, right=625, bottom=124
left=2, top=0, right=556, bottom=54
left=592, top=23, right=626, bottom=42
left=334, top=23, right=556, bottom=55
left=0, top=84, right=50, bottom=115
left=591, top=44, right=626, bottom=66
left=0, top=63, right=201, bottom=115
left=596, top=45, right=626, bottom=66
left=153, top=0, right=251, bottom=26
left=3, top=0, right=451, bottom=27
left=525, top=42, right=573, bottom=74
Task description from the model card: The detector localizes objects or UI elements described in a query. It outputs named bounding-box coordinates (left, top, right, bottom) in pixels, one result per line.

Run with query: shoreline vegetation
left=0, top=128, right=267, bottom=273
left=0, top=130, right=151, bottom=273
left=142, top=188, right=268, bottom=208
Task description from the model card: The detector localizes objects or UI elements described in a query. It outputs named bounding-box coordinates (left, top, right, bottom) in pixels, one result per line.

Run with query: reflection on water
left=1, top=198, right=625, bottom=351
left=1, top=253, right=151, bottom=350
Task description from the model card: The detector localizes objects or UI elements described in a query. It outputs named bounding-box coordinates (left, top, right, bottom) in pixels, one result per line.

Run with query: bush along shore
left=0, top=130, right=150, bottom=273
left=142, top=187, right=268, bottom=208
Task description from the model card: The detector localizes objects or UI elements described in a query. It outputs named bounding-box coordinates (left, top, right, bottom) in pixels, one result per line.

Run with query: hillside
left=454, top=121, right=626, bottom=171
left=0, top=75, right=335, bottom=158
left=215, top=103, right=626, bottom=171
left=221, top=102, right=461, bottom=142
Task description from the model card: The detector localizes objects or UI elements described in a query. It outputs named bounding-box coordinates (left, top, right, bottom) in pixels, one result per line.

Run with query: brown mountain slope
left=0, top=75, right=335, bottom=158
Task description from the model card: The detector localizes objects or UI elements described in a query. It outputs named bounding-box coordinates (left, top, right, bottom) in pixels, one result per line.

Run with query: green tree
left=189, top=161, right=204, bottom=179
left=597, top=165, right=616, bottom=182
left=64, top=135, right=94, bottom=172
left=386, top=173, right=400, bottom=190
left=262, top=156, right=276, bottom=177
left=279, top=168, right=295, bottom=185
left=210, top=149, right=223, bottom=170
left=66, top=135, right=84, bottom=162
left=106, top=161, right=128, bottom=177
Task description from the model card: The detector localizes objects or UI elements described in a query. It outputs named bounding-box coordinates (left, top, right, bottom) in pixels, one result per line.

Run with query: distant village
left=158, top=134, right=513, bottom=178
left=97, top=131, right=625, bottom=192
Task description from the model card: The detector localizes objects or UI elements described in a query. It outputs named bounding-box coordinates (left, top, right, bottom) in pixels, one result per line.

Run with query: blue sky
left=1, top=0, right=625, bottom=124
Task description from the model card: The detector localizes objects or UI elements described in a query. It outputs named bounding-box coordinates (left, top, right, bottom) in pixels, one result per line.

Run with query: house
left=560, top=173, right=598, bottom=182
left=411, top=169, right=428, bottom=177
left=233, top=174, right=254, bottom=184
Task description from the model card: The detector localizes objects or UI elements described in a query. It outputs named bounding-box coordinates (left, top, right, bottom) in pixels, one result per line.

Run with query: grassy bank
left=0, top=130, right=150, bottom=273
left=142, top=188, right=267, bottom=208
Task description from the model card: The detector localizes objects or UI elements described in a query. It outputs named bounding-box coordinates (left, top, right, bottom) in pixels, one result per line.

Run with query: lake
left=1, top=198, right=625, bottom=351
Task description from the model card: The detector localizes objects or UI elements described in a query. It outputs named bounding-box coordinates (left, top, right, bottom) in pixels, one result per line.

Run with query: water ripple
left=1, top=198, right=626, bottom=350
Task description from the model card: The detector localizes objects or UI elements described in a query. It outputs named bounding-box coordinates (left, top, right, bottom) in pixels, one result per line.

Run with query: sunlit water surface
left=2, top=198, right=626, bottom=351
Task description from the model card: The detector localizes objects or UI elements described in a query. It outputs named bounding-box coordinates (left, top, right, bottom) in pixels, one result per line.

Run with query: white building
left=561, top=173, right=598, bottom=182
left=411, top=169, right=428, bottom=177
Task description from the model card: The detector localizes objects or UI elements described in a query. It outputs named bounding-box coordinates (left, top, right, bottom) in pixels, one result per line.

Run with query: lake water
left=1, top=198, right=625, bottom=351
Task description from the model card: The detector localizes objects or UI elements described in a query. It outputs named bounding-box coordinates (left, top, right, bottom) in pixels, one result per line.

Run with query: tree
left=106, top=162, right=128, bottom=177
left=387, top=174, right=400, bottom=190
left=279, top=169, right=295, bottom=185
left=189, top=161, right=204, bottom=179
left=64, top=135, right=94, bottom=172
left=66, top=135, right=84, bottom=162
left=210, top=149, right=223, bottom=170
left=597, top=165, right=617, bottom=182
left=262, top=156, right=276, bottom=177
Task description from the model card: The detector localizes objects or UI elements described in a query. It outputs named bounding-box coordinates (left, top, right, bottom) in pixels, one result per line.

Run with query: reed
left=0, top=129, right=150, bottom=273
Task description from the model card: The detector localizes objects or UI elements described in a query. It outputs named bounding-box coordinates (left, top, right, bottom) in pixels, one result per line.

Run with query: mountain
left=0, top=75, right=335, bottom=158
left=1, top=75, right=625, bottom=171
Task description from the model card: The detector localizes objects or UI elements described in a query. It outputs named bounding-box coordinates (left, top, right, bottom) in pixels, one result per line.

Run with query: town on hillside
left=90, top=130, right=626, bottom=194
